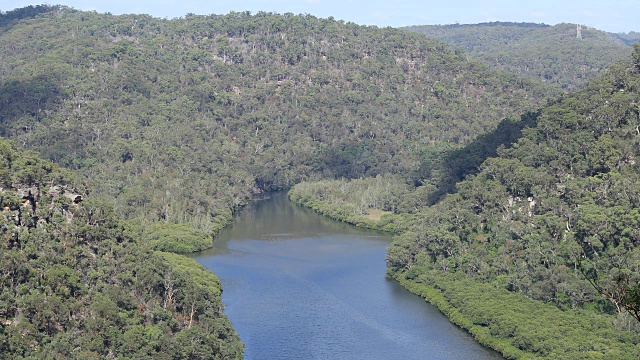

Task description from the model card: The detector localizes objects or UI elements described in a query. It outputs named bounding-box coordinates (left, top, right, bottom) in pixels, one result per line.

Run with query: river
left=192, top=192, right=503, bottom=360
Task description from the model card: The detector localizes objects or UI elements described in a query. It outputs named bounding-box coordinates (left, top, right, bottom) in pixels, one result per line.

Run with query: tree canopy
left=0, top=7, right=557, bottom=232
left=292, top=44, right=640, bottom=358
left=404, top=22, right=636, bottom=91
left=4, top=5, right=640, bottom=359
left=0, top=139, right=243, bottom=359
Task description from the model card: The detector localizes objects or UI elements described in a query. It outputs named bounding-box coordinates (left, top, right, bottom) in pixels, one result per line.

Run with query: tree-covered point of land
left=291, top=44, right=640, bottom=358
left=403, top=22, right=636, bottom=91
left=0, top=6, right=559, bottom=232
left=0, top=138, right=243, bottom=359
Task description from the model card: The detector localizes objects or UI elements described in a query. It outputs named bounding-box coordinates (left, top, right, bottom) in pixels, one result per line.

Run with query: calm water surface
left=193, top=192, right=503, bottom=360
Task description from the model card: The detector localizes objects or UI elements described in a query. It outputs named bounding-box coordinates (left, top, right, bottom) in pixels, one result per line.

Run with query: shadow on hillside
left=419, top=111, right=540, bottom=205
left=0, top=75, right=65, bottom=135
left=0, top=5, right=60, bottom=31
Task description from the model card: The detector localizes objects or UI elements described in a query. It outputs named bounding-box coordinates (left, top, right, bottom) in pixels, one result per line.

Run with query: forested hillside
left=612, top=31, right=640, bottom=46
left=404, top=22, right=635, bottom=91
left=292, top=44, right=640, bottom=358
left=10, top=4, right=637, bottom=358
left=0, top=139, right=243, bottom=359
left=0, top=5, right=558, bottom=232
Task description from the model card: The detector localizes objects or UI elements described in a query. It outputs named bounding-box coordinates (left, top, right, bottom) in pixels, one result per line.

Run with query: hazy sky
left=2, top=1, right=638, bottom=33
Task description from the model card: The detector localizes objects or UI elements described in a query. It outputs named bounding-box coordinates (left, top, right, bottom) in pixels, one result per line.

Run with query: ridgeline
left=4, top=4, right=640, bottom=359
left=404, top=22, right=638, bottom=91
left=0, top=5, right=556, bottom=231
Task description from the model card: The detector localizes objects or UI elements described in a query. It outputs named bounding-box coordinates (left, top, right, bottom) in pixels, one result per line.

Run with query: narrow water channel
left=192, top=192, right=503, bottom=360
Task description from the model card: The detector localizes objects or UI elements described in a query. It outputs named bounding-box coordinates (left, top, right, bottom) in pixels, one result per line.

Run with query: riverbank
left=288, top=186, right=640, bottom=359
left=288, top=184, right=413, bottom=234
left=193, top=191, right=503, bottom=359
left=393, top=268, right=640, bottom=359
left=124, top=210, right=234, bottom=253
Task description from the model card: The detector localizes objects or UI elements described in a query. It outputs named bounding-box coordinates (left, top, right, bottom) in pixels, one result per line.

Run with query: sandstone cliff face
left=1, top=182, right=84, bottom=237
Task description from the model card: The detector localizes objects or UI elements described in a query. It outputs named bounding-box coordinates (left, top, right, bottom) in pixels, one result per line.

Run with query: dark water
left=193, top=192, right=503, bottom=360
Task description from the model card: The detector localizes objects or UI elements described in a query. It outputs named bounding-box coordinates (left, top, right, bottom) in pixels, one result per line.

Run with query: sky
left=2, top=0, right=638, bottom=33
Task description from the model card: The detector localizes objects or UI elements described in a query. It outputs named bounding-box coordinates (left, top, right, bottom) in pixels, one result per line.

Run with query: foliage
left=6, top=5, right=640, bottom=358
left=404, top=22, right=635, bottom=91
left=141, top=222, right=214, bottom=253
left=395, top=268, right=640, bottom=359
left=393, top=40, right=640, bottom=325
left=290, top=174, right=410, bottom=214
left=125, top=215, right=231, bottom=253
left=293, top=45, right=640, bottom=357
left=407, top=111, right=541, bottom=206
left=0, top=4, right=63, bottom=31
left=612, top=31, right=640, bottom=46
left=0, top=7, right=557, bottom=231
left=289, top=175, right=415, bottom=232
left=0, top=139, right=243, bottom=359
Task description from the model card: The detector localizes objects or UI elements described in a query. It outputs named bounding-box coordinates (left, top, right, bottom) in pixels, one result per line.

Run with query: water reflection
left=192, top=192, right=503, bottom=360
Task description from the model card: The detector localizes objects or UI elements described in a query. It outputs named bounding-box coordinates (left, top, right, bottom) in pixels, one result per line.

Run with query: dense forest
left=291, top=44, right=640, bottom=358
left=3, top=4, right=640, bottom=359
left=404, top=22, right=637, bottom=91
left=0, top=5, right=557, bottom=234
left=0, top=139, right=243, bottom=358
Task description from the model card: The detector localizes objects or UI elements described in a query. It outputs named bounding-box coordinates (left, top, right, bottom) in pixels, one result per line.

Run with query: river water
left=192, top=192, right=503, bottom=360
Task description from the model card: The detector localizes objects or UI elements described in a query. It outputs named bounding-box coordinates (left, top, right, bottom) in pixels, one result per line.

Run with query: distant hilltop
left=403, top=21, right=639, bottom=90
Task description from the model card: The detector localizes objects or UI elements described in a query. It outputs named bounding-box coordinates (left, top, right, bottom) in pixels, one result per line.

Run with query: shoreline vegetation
left=288, top=184, right=640, bottom=359
left=393, top=270, right=640, bottom=359
left=288, top=176, right=416, bottom=234
left=288, top=44, right=640, bottom=359
left=2, top=5, right=640, bottom=359
left=124, top=212, right=233, bottom=254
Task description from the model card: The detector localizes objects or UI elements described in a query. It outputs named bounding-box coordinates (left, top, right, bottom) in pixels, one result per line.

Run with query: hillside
left=403, top=22, right=635, bottom=91
left=0, top=6, right=559, bottom=232
left=612, top=31, right=640, bottom=46
left=291, top=44, right=640, bottom=358
left=0, top=139, right=243, bottom=359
